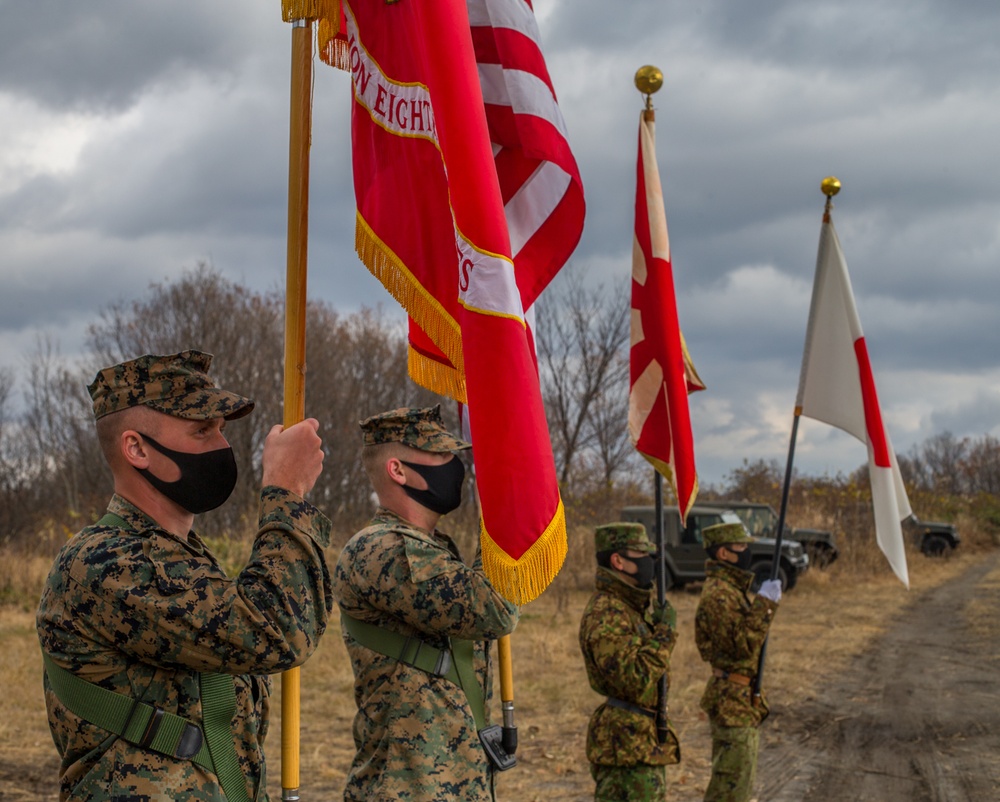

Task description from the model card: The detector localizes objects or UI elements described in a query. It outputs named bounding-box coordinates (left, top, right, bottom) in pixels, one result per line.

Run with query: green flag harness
left=40, top=512, right=252, bottom=802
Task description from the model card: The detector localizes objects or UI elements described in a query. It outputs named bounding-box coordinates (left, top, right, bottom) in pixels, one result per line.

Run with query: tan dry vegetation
left=2, top=528, right=986, bottom=801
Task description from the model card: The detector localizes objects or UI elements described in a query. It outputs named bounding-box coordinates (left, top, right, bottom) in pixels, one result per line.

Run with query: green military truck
left=905, top=515, right=961, bottom=556
left=620, top=504, right=809, bottom=592
left=696, top=500, right=839, bottom=568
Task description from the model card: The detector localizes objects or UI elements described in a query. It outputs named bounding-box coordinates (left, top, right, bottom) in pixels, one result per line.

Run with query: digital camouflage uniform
left=694, top=523, right=778, bottom=802
left=333, top=407, right=520, bottom=802
left=579, top=523, right=679, bottom=801
left=36, top=351, right=334, bottom=802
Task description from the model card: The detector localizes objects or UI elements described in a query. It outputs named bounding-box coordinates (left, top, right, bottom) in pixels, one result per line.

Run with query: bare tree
left=720, top=458, right=784, bottom=507
left=85, top=264, right=285, bottom=533
left=960, top=434, right=1000, bottom=496
left=304, top=305, right=441, bottom=528
left=19, top=338, right=103, bottom=520
left=907, top=431, right=968, bottom=495
left=535, top=274, right=630, bottom=487
left=0, top=367, right=36, bottom=540
left=585, top=358, right=641, bottom=488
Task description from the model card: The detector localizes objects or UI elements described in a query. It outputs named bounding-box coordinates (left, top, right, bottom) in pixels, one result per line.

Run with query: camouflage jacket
left=694, top=560, right=778, bottom=728
left=578, top=568, right=679, bottom=767
left=332, top=507, right=519, bottom=802
left=36, top=489, right=333, bottom=802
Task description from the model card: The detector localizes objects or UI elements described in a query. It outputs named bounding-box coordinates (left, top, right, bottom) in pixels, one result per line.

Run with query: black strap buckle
left=138, top=707, right=165, bottom=749
left=122, top=696, right=162, bottom=747
left=401, top=636, right=452, bottom=678
left=175, top=722, right=205, bottom=759
left=432, top=647, right=452, bottom=677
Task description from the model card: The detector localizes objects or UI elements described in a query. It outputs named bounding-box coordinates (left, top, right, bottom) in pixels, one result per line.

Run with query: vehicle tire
left=750, top=562, right=789, bottom=592
left=782, top=560, right=798, bottom=591
left=922, top=534, right=952, bottom=557
left=807, top=543, right=838, bottom=568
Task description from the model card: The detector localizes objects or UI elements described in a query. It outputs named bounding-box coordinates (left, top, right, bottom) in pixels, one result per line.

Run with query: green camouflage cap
left=87, top=350, right=255, bottom=422
left=595, top=522, right=655, bottom=554
left=360, top=405, right=471, bottom=453
left=701, top=522, right=755, bottom=549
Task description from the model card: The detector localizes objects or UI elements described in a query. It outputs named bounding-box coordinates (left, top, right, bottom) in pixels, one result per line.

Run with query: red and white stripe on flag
left=406, top=0, right=586, bottom=389
left=629, top=110, right=702, bottom=524
left=330, top=0, right=581, bottom=603
left=796, top=212, right=911, bottom=587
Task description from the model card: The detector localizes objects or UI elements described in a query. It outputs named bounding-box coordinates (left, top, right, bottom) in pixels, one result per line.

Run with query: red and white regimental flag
left=321, top=0, right=584, bottom=603
left=629, top=109, right=704, bottom=523
left=796, top=207, right=910, bottom=587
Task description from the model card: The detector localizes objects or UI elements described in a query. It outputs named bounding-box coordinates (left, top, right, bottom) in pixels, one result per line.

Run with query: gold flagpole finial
left=634, top=65, right=663, bottom=111
left=821, top=176, right=841, bottom=197
left=821, top=176, right=841, bottom=220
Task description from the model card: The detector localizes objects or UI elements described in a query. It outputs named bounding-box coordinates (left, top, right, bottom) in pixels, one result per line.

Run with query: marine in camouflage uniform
left=579, top=522, right=679, bottom=801
left=694, top=522, right=780, bottom=802
left=36, top=350, right=332, bottom=802
left=333, top=406, right=519, bottom=802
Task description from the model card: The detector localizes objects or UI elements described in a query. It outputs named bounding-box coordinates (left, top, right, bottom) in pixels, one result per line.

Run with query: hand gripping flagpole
left=753, top=177, right=842, bottom=701
left=634, top=64, right=671, bottom=745
left=280, top=2, right=320, bottom=798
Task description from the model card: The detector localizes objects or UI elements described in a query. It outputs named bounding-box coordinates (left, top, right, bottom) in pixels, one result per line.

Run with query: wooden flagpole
left=280, top=5, right=316, bottom=799
left=497, top=635, right=517, bottom=756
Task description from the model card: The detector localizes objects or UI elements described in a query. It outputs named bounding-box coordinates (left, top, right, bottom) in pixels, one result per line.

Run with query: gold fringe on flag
left=283, top=0, right=347, bottom=68
left=407, top=347, right=467, bottom=404
left=355, top=213, right=467, bottom=399
left=281, top=0, right=336, bottom=22
left=480, top=498, right=567, bottom=606
left=318, top=17, right=351, bottom=70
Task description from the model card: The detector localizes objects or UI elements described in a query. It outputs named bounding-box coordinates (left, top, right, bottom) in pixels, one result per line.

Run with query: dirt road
left=757, top=551, right=1000, bottom=802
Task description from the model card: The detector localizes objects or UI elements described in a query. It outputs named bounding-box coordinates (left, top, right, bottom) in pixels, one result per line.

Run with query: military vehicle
left=696, top=500, right=839, bottom=568
left=906, top=516, right=961, bottom=556
left=620, top=504, right=809, bottom=592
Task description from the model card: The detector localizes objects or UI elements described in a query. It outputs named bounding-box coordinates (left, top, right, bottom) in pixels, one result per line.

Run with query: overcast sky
left=2, top=0, right=998, bottom=489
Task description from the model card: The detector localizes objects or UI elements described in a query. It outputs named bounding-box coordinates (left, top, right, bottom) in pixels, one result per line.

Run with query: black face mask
left=400, top=456, right=465, bottom=515
left=732, top=547, right=753, bottom=572
left=622, top=553, right=656, bottom=589
left=136, top=432, right=238, bottom=515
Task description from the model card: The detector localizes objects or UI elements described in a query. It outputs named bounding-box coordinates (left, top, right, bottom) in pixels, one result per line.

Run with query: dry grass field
left=0, top=533, right=983, bottom=801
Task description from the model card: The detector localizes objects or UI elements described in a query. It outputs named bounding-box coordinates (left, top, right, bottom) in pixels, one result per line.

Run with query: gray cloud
left=0, top=3, right=262, bottom=112
left=2, top=0, right=998, bottom=485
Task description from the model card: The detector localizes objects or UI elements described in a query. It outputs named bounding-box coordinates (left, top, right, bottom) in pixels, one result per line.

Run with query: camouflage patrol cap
left=87, top=350, right=255, bottom=421
left=595, top=522, right=655, bottom=554
left=360, top=405, right=471, bottom=453
left=701, top=522, right=754, bottom=548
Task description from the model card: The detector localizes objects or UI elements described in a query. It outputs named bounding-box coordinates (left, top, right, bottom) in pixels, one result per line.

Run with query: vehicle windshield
left=734, top=506, right=775, bottom=538
left=686, top=511, right=744, bottom=545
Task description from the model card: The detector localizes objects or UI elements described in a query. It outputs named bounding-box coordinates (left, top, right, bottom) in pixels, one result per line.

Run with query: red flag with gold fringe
left=324, top=0, right=584, bottom=603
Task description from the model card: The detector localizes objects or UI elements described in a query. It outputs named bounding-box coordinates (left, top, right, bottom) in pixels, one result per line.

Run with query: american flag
left=405, top=0, right=585, bottom=385
left=469, top=0, right=584, bottom=309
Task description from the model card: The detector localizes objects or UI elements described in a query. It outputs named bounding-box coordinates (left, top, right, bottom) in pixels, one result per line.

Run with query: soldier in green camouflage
left=578, top=522, right=680, bottom=801
left=695, top=522, right=781, bottom=802
left=36, top=350, right=332, bottom=801
left=333, top=405, right=519, bottom=801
